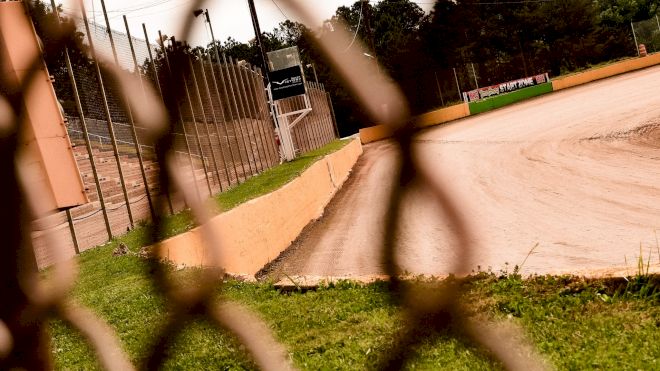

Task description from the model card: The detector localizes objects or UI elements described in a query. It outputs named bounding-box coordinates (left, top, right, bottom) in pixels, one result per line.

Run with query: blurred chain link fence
left=632, top=15, right=660, bottom=54
left=1, top=0, right=546, bottom=369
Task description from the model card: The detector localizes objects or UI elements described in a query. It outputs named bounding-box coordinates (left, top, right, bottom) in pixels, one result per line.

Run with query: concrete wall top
left=552, top=54, right=660, bottom=91
left=359, top=103, right=470, bottom=144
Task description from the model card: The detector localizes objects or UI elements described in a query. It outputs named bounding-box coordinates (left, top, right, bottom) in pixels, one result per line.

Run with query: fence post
left=229, top=57, right=263, bottom=173
left=237, top=64, right=269, bottom=171
left=631, top=21, right=640, bottom=56
left=188, top=52, right=223, bottom=193
left=142, top=24, right=174, bottom=214
left=434, top=72, right=445, bottom=107
left=225, top=56, right=258, bottom=176
left=325, top=86, right=340, bottom=138
left=182, top=53, right=213, bottom=198
left=453, top=67, right=462, bottom=101
left=205, top=53, right=241, bottom=185
left=65, top=210, right=80, bottom=255
left=248, top=65, right=278, bottom=166
left=123, top=15, right=156, bottom=221
left=49, top=0, right=112, bottom=240
left=197, top=52, right=231, bottom=190
left=80, top=3, right=134, bottom=230
left=216, top=56, right=250, bottom=181
left=158, top=32, right=202, bottom=203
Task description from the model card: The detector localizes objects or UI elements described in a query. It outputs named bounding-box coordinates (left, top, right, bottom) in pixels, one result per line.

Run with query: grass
left=50, top=245, right=660, bottom=370
left=146, top=139, right=351, bottom=239
left=468, top=83, right=554, bottom=115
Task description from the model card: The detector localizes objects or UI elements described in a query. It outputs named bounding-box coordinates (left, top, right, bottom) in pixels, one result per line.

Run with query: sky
left=58, top=0, right=434, bottom=48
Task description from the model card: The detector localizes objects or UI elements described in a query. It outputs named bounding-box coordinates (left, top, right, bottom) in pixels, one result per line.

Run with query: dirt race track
left=266, top=65, right=660, bottom=280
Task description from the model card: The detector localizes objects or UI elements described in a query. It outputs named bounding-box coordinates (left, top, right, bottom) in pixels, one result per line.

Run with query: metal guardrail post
left=123, top=15, right=156, bottom=221
left=189, top=52, right=223, bottom=192
left=80, top=3, right=134, bottom=229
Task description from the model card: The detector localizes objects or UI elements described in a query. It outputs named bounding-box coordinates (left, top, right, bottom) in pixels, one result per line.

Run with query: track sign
left=268, top=66, right=306, bottom=101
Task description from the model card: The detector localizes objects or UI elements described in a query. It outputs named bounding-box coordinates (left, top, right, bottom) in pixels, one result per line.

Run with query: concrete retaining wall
left=552, top=54, right=660, bottom=91
left=157, top=138, right=363, bottom=276
left=359, top=103, right=470, bottom=144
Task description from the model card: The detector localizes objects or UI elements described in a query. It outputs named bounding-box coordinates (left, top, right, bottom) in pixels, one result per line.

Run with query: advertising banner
left=268, top=65, right=306, bottom=101
left=465, top=73, right=550, bottom=102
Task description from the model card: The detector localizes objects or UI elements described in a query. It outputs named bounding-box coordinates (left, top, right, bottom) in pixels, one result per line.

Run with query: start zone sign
left=465, top=73, right=550, bottom=102
left=268, top=66, right=306, bottom=101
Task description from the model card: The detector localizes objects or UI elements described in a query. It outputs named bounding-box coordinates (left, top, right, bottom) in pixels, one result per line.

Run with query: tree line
left=31, top=0, right=660, bottom=135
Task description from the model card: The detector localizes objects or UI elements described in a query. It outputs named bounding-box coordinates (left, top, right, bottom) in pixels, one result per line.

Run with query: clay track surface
left=267, top=66, right=660, bottom=279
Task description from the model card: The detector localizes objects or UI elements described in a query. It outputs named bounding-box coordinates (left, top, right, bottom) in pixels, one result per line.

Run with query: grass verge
left=146, top=139, right=351, bottom=239
left=51, top=247, right=660, bottom=370
left=468, top=83, right=554, bottom=115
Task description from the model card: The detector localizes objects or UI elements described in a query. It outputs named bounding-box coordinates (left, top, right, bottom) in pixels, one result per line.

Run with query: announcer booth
left=266, top=46, right=312, bottom=162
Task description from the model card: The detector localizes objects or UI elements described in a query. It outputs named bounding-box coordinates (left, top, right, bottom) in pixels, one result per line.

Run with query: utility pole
left=247, top=0, right=271, bottom=80
left=362, top=0, right=377, bottom=56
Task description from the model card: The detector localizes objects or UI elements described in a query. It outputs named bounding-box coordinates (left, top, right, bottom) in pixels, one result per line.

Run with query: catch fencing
left=32, top=10, right=337, bottom=268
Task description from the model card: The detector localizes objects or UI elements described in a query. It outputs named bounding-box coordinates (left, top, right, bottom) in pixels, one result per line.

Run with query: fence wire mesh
left=1, top=0, right=545, bottom=370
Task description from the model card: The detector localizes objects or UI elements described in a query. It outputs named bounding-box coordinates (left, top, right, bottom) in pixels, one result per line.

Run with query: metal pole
left=631, top=21, right=640, bottom=56
left=123, top=15, right=156, bottom=221
left=197, top=52, right=232, bottom=189
left=254, top=67, right=280, bottom=165
left=66, top=210, right=80, bottom=255
left=434, top=71, right=445, bottom=106
left=182, top=52, right=213, bottom=197
left=188, top=52, right=223, bottom=192
left=159, top=32, right=201, bottom=202
left=49, top=0, right=112, bottom=240
left=470, top=63, right=479, bottom=89
left=216, top=55, right=250, bottom=181
left=657, top=15, right=660, bottom=33
left=453, top=67, right=462, bottom=101
left=325, top=88, right=340, bottom=138
left=249, top=65, right=278, bottom=166
left=236, top=63, right=267, bottom=172
left=319, top=84, right=335, bottom=143
left=225, top=55, right=257, bottom=175
left=246, top=0, right=271, bottom=78
left=80, top=2, right=134, bottom=229
left=142, top=24, right=174, bottom=215
left=245, top=64, right=275, bottom=168
left=205, top=53, right=240, bottom=185
left=231, top=58, right=263, bottom=173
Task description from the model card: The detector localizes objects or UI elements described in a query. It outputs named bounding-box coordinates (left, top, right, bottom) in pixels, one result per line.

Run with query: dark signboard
left=268, top=66, right=306, bottom=101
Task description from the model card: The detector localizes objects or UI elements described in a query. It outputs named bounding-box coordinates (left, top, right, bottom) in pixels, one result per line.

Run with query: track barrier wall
left=552, top=53, right=660, bottom=91
left=157, top=138, right=363, bottom=275
left=360, top=54, right=660, bottom=143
